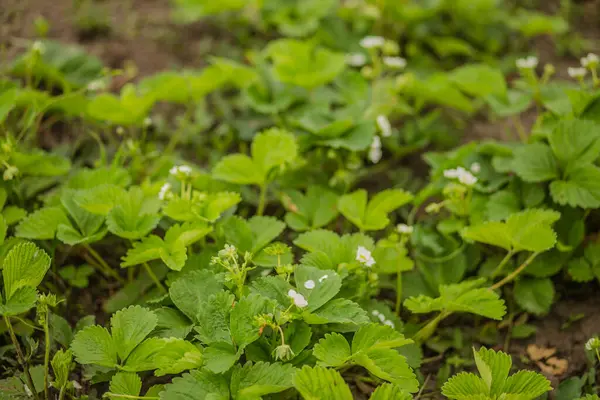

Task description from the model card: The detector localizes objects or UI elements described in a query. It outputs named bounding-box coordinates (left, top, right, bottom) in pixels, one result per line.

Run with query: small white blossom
left=318, top=275, right=329, bottom=282
left=360, top=36, right=385, bottom=49
left=397, top=224, right=413, bottom=234
left=170, top=165, right=192, bottom=177
left=581, top=53, right=599, bottom=68
left=158, top=183, right=171, bottom=200
left=32, top=40, right=45, bottom=54
left=219, top=244, right=237, bottom=259
left=458, top=171, right=478, bottom=186
left=383, top=319, right=395, bottom=328
left=378, top=313, right=386, bottom=322
left=346, top=53, right=367, bottom=67
left=376, top=115, right=392, bottom=137
left=371, top=310, right=380, bottom=316
left=86, top=79, right=106, bottom=92
left=369, top=135, right=382, bottom=164
left=383, top=56, right=407, bottom=69
left=72, top=381, right=82, bottom=390
left=516, top=56, right=538, bottom=70
left=568, top=67, right=588, bottom=79
left=356, top=246, right=376, bottom=267
left=586, top=337, right=600, bottom=351
left=304, top=280, right=315, bottom=289
left=288, top=289, right=308, bottom=308
left=470, top=162, right=481, bottom=174
left=443, top=166, right=466, bottom=179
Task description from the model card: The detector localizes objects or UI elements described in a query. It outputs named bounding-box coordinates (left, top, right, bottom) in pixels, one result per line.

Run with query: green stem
left=490, top=252, right=539, bottom=291
left=43, top=315, right=50, bottom=400
left=142, top=262, right=167, bottom=294
left=395, top=267, right=403, bottom=315
left=413, top=311, right=451, bottom=343
left=256, top=183, right=268, bottom=216
left=83, top=244, right=124, bottom=283
left=104, top=394, right=159, bottom=400
left=3, top=316, right=39, bottom=400
left=491, top=250, right=515, bottom=278
left=58, top=386, right=66, bottom=400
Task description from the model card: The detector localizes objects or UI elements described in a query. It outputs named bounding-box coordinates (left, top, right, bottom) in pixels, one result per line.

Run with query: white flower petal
left=376, top=115, right=392, bottom=137
left=304, top=280, right=316, bottom=289
left=360, top=36, right=385, bottom=49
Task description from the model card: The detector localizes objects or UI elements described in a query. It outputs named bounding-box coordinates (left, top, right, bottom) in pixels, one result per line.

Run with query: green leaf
left=70, top=325, right=117, bottom=368
left=338, top=189, right=413, bottom=231
left=50, top=349, right=73, bottom=389
left=164, top=222, right=213, bottom=249
left=295, top=265, right=340, bottom=311
left=449, top=64, right=506, bottom=98
left=550, top=164, right=600, bottom=208
left=2, top=242, right=51, bottom=299
left=230, top=361, right=295, bottom=399
left=304, top=298, right=370, bottom=325
left=547, top=119, right=600, bottom=166
left=195, top=291, right=234, bottom=345
left=15, top=207, right=70, bottom=240
left=283, top=186, right=339, bottom=231
left=351, top=324, right=413, bottom=353
left=250, top=276, right=293, bottom=306
left=159, top=369, right=230, bottom=400
left=511, top=143, right=559, bottom=183
left=74, top=184, right=129, bottom=215
left=313, top=333, right=351, bottom=367
left=154, top=307, right=193, bottom=339
left=169, top=270, right=224, bottom=322
left=502, top=370, right=552, bottom=399
left=110, top=305, right=158, bottom=361
left=106, top=188, right=161, bottom=239
left=442, top=372, right=488, bottom=399
left=251, top=128, right=298, bottom=178
left=247, top=216, right=286, bottom=253
left=109, top=372, right=141, bottom=397
left=153, top=338, right=204, bottom=376
left=0, top=286, right=37, bottom=316
left=203, top=343, right=240, bottom=373
left=292, top=366, right=353, bottom=400
left=352, top=349, right=419, bottom=393
left=513, top=277, right=554, bottom=315
left=473, top=347, right=512, bottom=395
left=369, top=383, right=413, bottom=400
left=230, top=294, right=270, bottom=350
left=213, top=154, right=263, bottom=185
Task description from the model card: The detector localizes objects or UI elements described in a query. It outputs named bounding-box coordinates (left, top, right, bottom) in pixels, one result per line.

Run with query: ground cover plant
left=2, top=0, right=600, bottom=398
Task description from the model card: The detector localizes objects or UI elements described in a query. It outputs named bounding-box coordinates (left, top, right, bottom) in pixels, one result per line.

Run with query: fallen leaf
left=536, top=357, right=568, bottom=376
left=527, top=344, right=556, bottom=361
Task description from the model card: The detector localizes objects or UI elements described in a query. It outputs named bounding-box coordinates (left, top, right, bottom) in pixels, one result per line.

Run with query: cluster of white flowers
left=581, top=53, right=599, bottom=68
left=396, top=224, right=413, bottom=235
left=219, top=244, right=237, bottom=259
left=288, top=289, right=308, bottom=308
left=371, top=310, right=395, bottom=328
left=170, top=165, right=192, bottom=177
left=585, top=336, right=600, bottom=351
left=568, top=67, right=587, bottom=79
left=368, top=136, right=382, bottom=164
left=356, top=246, right=376, bottom=267
left=376, top=115, right=392, bottom=137
left=346, top=53, right=367, bottom=67
left=443, top=166, right=478, bottom=186
left=516, top=56, right=538, bottom=70
left=360, top=36, right=385, bottom=49
left=158, top=183, right=171, bottom=200
left=383, top=56, right=406, bottom=69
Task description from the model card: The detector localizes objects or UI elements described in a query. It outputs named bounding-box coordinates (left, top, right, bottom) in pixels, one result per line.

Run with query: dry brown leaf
left=527, top=344, right=556, bottom=361
left=536, top=357, right=568, bottom=376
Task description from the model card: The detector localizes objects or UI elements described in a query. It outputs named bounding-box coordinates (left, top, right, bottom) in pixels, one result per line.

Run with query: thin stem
left=395, top=267, right=403, bottom=314
left=83, top=244, right=124, bottom=283
left=490, top=252, right=539, bottom=291
left=43, top=315, right=50, bottom=400
left=491, top=250, right=515, bottom=278
left=413, top=311, right=451, bottom=343
left=142, top=262, right=167, bottom=294
left=3, top=316, right=39, bottom=400
left=256, top=183, right=268, bottom=216
left=58, top=387, right=66, bottom=400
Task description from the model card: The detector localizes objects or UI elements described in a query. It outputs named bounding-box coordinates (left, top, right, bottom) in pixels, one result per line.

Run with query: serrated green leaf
left=250, top=276, right=293, bottom=306
left=153, top=338, right=204, bottom=376
left=169, top=270, right=224, bottom=322
left=50, top=349, right=72, bottom=389
left=164, top=222, right=212, bottom=249
left=550, top=164, right=600, bottom=208
left=247, top=216, right=286, bottom=253
left=449, top=64, right=506, bottom=98
left=110, top=305, right=158, bottom=361
left=295, top=265, right=340, bottom=312
left=195, top=291, right=234, bottom=345
left=339, top=189, right=413, bottom=231
left=513, top=277, right=554, bottom=315
left=369, top=383, right=413, bottom=400
left=313, top=333, right=351, bottom=367
left=251, top=128, right=298, bottom=177
left=121, top=337, right=167, bottom=372
left=0, top=286, right=37, bottom=316
left=109, top=372, right=141, bottom=397
left=511, top=143, right=559, bottom=183
left=204, top=343, right=240, bottom=373
left=304, top=298, right=370, bottom=325
left=352, top=324, right=413, bottom=353
left=442, top=372, right=489, bottom=399
left=213, top=154, right=263, bottom=185
left=474, top=347, right=512, bottom=395
left=283, top=186, right=339, bottom=231
left=15, top=207, right=70, bottom=240
left=3, top=242, right=50, bottom=300
left=230, top=361, right=295, bottom=399
left=230, top=294, right=270, bottom=350
left=502, top=370, right=551, bottom=399
left=353, top=349, right=419, bottom=392
left=74, top=184, right=128, bottom=215
left=71, top=325, right=117, bottom=368
left=159, top=369, right=229, bottom=400
left=293, top=366, right=353, bottom=400
left=547, top=119, right=600, bottom=166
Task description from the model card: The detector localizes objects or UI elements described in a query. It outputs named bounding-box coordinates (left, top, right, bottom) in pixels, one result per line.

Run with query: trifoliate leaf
left=251, top=128, right=298, bottom=177
left=15, top=207, right=70, bottom=240
left=169, top=270, right=224, bottom=322
left=122, top=235, right=186, bottom=271
left=295, top=265, right=340, bottom=311
left=110, top=305, right=158, bottom=361
left=109, top=372, right=141, bottom=397
left=303, top=298, right=370, bottom=325
left=194, top=291, right=234, bottom=345
left=502, top=370, right=552, bottom=399
left=369, top=383, right=413, bottom=400
left=293, top=366, right=353, bottom=400
left=313, top=333, right=351, bottom=367
left=352, top=349, right=419, bottom=393
left=550, top=164, right=600, bottom=208
left=230, top=294, right=270, bottom=350
left=213, top=154, right=263, bottom=185
left=164, top=222, right=213, bottom=249
left=442, top=372, right=488, bottom=399
left=106, top=187, right=161, bottom=239
left=230, top=361, right=295, bottom=399
left=473, top=346, right=512, bottom=395
left=74, top=184, right=128, bottom=215
left=351, top=324, right=413, bottom=353
left=2, top=241, right=50, bottom=300
left=338, top=189, right=413, bottom=231
left=513, top=277, right=554, bottom=315
left=159, top=369, right=229, bottom=400
left=511, top=143, right=559, bottom=182
left=71, top=325, right=117, bottom=368
left=59, top=190, right=106, bottom=244
left=283, top=186, right=339, bottom=231
left=58, top=265, right=95, bottom=288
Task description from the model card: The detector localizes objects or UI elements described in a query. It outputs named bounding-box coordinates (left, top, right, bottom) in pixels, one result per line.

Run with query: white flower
left=346, top=53, right=367, bottom=67
left=32, top=40, right=45, bottom=54
left=378, top=313, right=386, bottom=322
left=371, top=310, right=380, bottom=316
left=158, top=183, right=171, bottom=200
left=458, top=171, right=478, bottom=186
left=86, top=79, right=106, bottom=92
left=376, top=115, right=392, bottom=137
left=288, top=289, right=308, bottom=308
left=586, top=337, right=600, bottom=351
left=470, top=163, right=481, bottom=173
left=568, top=67, right=588, bottom=79
left=170, top=165, right=192, bottom=177
left=219, top=244, right=237, bottom=259
left=356, top=246, right=376, bottom=267
left=304, top=280, right=315, bottom=289
left=443, top=166, right=466, bottom=179
left=397, top=224, right=413, bottom=234
left=516, top=56, right=538, bottom=70
left=581, top=53, right=599, bottom=68
left=318, top=275, right=329, bottom=283
left=72, top=381, right=82, bottom=390
left=383, top=56, right=407, bottom=69
left=360, top=36, right=385, bottom=49
left=383, top=319, right=395, bottom=328
left=369, top=136, right=382, bottom=164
